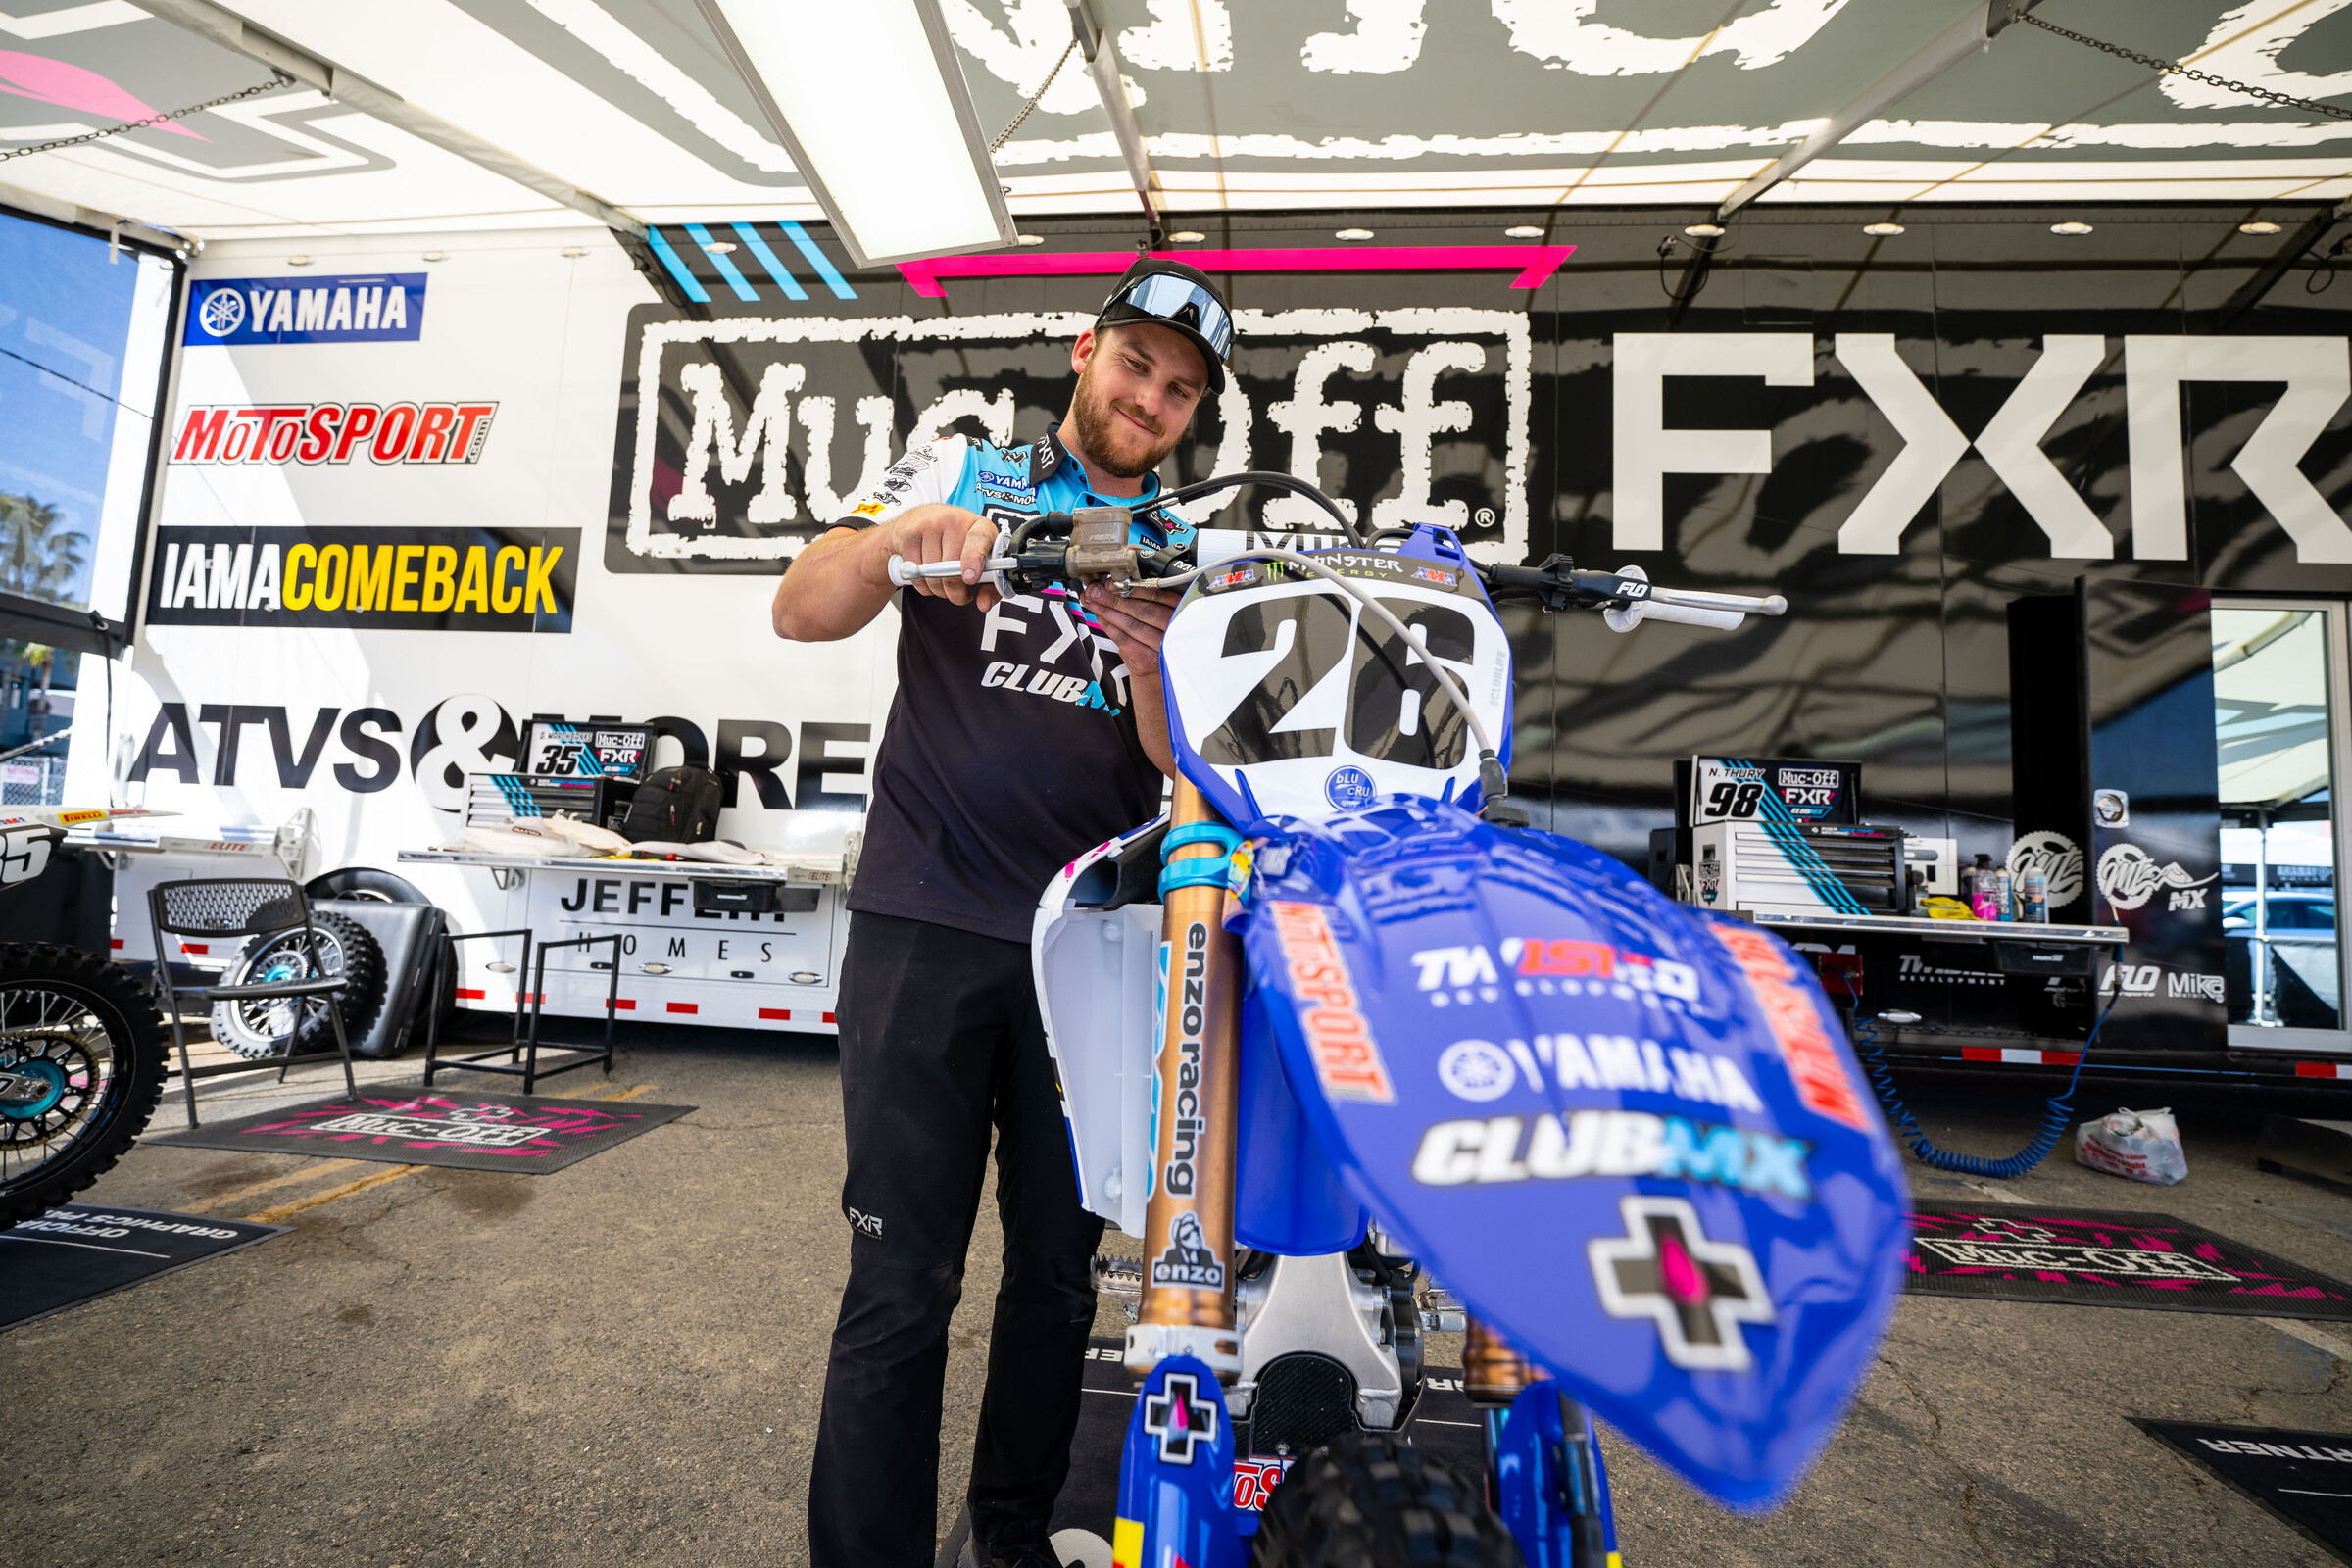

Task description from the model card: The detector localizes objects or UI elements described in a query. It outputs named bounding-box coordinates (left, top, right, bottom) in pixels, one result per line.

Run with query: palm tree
left=0, top=492, right=88, bottom=606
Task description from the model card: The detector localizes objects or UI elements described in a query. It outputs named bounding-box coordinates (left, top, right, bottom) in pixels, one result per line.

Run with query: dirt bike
left=0, top=807, right=171, bottom=1231
left=893, top=474, right=1909, bottom=1566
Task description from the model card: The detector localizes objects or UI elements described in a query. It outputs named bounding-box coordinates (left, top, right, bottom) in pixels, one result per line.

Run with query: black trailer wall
left=616, top=203, right=2352, bottom=1059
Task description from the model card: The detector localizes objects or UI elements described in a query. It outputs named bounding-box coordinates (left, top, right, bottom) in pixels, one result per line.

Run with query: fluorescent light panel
left=696, top=0, right=1015, bottom=268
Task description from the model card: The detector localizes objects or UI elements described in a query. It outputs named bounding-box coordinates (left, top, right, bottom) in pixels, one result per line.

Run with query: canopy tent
left=0, top=0, right=2347, bottom=247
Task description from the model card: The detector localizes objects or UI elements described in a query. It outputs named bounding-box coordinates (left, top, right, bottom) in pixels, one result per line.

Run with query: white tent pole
left=1065, top=0, right=1161, bottom=229
left=128, top=0, right=648, bottom=237
left=1718, top=1, right=2016, bottom=221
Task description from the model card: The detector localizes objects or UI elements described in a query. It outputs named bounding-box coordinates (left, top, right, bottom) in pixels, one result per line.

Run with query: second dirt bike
left=0, top=807, right=170, bottom=1231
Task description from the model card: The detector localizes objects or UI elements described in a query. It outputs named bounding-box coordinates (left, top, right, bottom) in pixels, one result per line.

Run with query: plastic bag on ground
left=2075, top=1106, right=2188, bottom=1185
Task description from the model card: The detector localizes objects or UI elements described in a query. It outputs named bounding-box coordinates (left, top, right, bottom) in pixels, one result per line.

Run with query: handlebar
left=876, top=484, right=1788, bottom=633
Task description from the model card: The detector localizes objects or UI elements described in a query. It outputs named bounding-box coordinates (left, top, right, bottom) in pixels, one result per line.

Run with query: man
left=772, top=258, right=1236, bottom=1568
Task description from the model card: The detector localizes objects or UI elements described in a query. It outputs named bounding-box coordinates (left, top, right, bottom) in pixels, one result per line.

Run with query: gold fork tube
left=1464, top=1316, right=1536, bottom=1407
left=1133, top=779, right=1243, bottom=1366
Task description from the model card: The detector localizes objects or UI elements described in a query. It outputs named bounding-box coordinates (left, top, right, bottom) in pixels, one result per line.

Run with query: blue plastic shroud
left=1236, top=796, right=1909, bottom=1509
left=1115, top=1354, right=1245, bottom=1568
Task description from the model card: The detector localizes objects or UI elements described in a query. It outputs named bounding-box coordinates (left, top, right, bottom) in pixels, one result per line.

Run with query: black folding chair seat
left=151, top=876, right=359, bottom=1127
left=203, top=974, right=351, bottom=1002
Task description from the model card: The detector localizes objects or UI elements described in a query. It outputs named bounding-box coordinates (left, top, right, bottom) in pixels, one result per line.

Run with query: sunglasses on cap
left=1097, top=270, right=1235, bottom=388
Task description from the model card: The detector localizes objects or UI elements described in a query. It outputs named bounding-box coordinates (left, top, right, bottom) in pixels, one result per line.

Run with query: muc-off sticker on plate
left=1686, top=757, right=1861, bottom=827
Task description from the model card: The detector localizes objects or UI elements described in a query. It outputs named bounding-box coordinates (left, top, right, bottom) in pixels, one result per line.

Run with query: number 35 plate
left=1159, top=545, right=1514, bottom=826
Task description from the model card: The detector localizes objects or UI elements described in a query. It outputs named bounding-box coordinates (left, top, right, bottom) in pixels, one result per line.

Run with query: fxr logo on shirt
left=981, top=662, right=1099, bottom=704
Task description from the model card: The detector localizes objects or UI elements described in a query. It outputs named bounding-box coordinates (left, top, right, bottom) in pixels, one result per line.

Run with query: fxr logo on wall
left=1620, top=332, right=2352, bottom=562
left=610, top=308, right=1530, bottom=571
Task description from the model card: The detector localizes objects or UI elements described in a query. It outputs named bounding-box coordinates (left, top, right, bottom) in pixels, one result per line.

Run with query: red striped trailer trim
left=1960, top=1047, right=2082, bottom=1065
left=455, top=987, right=486, bottom=1001
left=823, top=1011, right=836, bottom=1024
left=666, top=1002, right=697, bottom=1014
left=610, top=998, right=635, bottom=1011
left=2298, top=1061, right=2352, bottom=1079
left=109, top=938, right=122, bottom=950
left=181, top=942, right=209, bottom=955
left=759, top=1007, right=790, bottom=1020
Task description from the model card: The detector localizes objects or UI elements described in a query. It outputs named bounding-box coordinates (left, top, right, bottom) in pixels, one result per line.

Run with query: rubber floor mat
left=1, top=1203, right=285, bottom=1330
left=147, top=1086, right=693, bottom=1172
left=2133, top=1419, right=2352, bottom=1562
left=1906, top=1201, right=2352, bottom=1320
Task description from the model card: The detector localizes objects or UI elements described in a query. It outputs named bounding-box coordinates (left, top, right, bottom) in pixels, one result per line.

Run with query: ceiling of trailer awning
left=0, top=0, right=2349, bottom=240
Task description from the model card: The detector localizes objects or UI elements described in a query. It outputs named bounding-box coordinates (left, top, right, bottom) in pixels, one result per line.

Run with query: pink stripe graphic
left=898, top=245, right=1575, bottom=299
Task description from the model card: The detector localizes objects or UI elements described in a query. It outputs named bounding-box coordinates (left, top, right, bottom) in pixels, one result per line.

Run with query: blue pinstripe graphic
left=644, top=227, right=711, bottom=304
left=732, top=222, right=809, bottom=301
left=492, top=774, right=542, bottom=817
left=1741, top=760, right=1869, bottom=914
left=781, top=220, right=858, bottom=299
left=684, top=223, right=760, bottom=302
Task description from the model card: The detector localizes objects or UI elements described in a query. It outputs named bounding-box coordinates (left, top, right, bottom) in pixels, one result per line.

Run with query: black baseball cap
left=1095, top=257, right=1233, bottom=394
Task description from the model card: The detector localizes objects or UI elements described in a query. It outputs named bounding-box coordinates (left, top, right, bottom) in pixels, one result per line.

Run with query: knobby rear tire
left=1253, top=1430, right=1525, bottom=1567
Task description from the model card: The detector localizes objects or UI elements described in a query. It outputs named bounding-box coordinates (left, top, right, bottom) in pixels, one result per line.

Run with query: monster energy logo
left=1162, top=920, right=1208, bottom=1199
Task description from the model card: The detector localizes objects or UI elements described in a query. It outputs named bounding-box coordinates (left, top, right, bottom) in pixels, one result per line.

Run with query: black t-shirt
left=837, top=427, right=1187, bottom=944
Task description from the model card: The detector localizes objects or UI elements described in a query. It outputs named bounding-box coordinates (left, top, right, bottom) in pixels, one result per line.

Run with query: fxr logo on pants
left=846, top=1205, right=883, bottom=1237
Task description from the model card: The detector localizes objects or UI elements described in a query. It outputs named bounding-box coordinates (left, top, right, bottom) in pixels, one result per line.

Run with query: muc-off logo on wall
left=185, top=274, right=425, bottom=346
left=145, top=525, right=575, bottom=633
left=171, top=402, right=497, bottom=466
left=606, top=305, right=1529, bottom=574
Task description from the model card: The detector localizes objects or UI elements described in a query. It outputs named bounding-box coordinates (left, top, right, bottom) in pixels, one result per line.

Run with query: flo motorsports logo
left=147, top=525, right=575, bottom=634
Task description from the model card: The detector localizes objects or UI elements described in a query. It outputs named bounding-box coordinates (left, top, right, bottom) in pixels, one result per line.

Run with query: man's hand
left=1081, top=582, right=1180, bottom=674
left=877, top=504, right=1002, bottom=612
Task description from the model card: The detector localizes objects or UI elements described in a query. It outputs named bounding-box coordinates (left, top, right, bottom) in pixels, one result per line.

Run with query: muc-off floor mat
left=1906, top=1201, right=2352, bottom=1320
left=148, top=1087, right=693, bottom=1172
left=936, top=1340, right=1486, bottom=1568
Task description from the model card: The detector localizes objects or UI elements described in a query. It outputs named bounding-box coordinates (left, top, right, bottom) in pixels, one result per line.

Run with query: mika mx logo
left=2095, top=842, right=2218, bottom=914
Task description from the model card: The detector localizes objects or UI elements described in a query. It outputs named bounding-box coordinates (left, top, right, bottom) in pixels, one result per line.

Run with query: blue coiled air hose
left=1848, top=992, right=2121, bottom=1181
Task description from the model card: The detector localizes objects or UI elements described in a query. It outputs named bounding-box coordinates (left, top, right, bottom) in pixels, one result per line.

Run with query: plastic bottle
left=2020, top=865, right=2048, bottom=923
left=1968, top=854, right=1997, bottom=919
left=1992, top=866, right=2015, bottom=921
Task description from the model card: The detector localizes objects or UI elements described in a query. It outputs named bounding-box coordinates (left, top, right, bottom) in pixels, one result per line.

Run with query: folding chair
left=150, top=877, right=359, bottom=1128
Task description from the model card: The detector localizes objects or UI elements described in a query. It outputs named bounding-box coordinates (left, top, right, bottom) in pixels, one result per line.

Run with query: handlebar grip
left=887, top=556, right=1016, bottom=587
left=1635, top=601, right=1745, bottom=631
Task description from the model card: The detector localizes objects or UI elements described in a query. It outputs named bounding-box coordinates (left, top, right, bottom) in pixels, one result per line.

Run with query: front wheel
left=0, top=944, right=167, bottom=1231
left=1253, top=1430, right=1525, bottom=1567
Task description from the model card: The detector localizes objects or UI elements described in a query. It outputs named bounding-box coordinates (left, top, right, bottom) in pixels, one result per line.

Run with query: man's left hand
left=1082, top=582, right=1181, bottom=673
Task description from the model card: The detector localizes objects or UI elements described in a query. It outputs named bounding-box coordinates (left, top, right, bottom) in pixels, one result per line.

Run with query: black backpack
left=620, top=765, right=724, bottom=843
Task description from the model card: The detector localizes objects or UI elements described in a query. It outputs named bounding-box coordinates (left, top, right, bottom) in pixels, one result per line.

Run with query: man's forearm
left=1128, top=660, right=1180, bottom=782
left=772, top=525, right=895, bottom=642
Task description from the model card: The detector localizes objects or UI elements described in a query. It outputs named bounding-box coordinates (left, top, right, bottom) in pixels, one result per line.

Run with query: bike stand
left=421, top=930, right=619, bottom=1096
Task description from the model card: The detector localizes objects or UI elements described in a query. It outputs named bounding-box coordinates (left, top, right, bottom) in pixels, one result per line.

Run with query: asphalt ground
left=12, top=1035, right=2352, bottom=1567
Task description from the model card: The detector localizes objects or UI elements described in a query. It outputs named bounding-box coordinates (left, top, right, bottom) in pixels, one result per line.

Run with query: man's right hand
left=873, top=504, right=1002, bottom=612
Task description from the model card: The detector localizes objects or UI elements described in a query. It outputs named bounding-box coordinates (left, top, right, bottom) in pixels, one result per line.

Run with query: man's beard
left=1065, top=362, right=1187, bottom=480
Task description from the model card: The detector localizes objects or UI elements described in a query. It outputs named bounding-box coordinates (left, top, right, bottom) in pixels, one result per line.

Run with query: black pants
left=808, top=911, right=1106, bottom=1568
